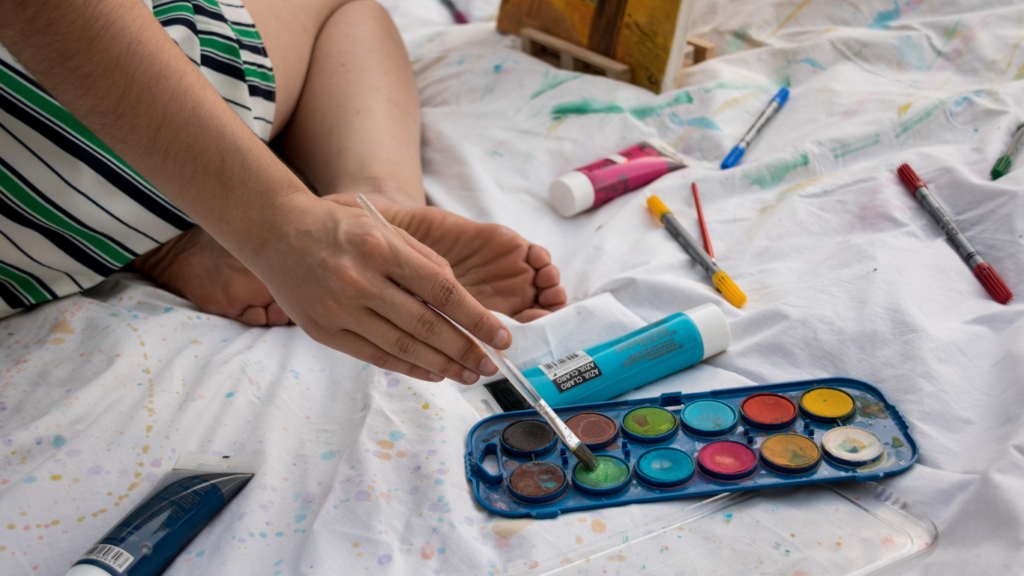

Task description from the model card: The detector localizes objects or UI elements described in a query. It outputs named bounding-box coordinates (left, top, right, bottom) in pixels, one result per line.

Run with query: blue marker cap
left=773, top=87, right=790, bottom=106
left=720, top=87, right=790, bottom=170
left=720, top=145, right=746, bottom=169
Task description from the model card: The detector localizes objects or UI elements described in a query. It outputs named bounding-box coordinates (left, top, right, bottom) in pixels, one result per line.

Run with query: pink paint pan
left=697, top=440, right=758, bottom=481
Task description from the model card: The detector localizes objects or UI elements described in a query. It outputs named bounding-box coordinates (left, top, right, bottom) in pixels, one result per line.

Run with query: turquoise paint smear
left=51, top=435, right=66, bottom=449
left=723, top=28, right=749, bottom=55
left=628, top=91, right=693, bottom=120
left=830, top=133, right=881, bottom=159
left=530, top=70, right=581, bottom=99
left=551, top=98, right=625, bottom=120
left=320, top=450, right=338, bottom=461
left=551, top=91, right=692, bottom=121
left=797, top=57, right=826, bottom=71
left=894, top=35, right=931, bottom=71
left=869, top=1, right=901, bottom=29
left=494, top=62, right=505, bottom=74
left=668, top=112, right=722, bottom=131
left=895, top=99, right=947, bottom=139
left=685, top=116, right=721, bottom=131
left=744, top=153, right=810, bottom=189
left=699, top=81, right=773, bottom=94
left=388, top=430, right=406, bottom=442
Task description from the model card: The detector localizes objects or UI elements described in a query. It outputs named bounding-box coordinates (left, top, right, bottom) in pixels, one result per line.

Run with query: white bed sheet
left=2, top=0, right=1024, bottom=574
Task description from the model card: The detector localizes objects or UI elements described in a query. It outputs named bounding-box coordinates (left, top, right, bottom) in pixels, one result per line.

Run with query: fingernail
left=461, top=370, right=480, bottom=385
left=428, top=372, right=444, bottom=382
left=490, top=329, right=510, bottom=349
left=479, top=357, right=498, bottom=376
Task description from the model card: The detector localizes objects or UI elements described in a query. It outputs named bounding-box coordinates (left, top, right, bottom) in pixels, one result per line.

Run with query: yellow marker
left=646, top=195, right=747, bottom=308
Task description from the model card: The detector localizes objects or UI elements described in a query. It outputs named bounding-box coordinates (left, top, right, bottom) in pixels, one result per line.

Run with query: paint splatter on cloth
left=2, top=0, right=1024, bottom=574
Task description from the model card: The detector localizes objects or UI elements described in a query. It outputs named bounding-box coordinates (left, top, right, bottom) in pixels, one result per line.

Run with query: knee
left=330, top=0, right=389, bottom=18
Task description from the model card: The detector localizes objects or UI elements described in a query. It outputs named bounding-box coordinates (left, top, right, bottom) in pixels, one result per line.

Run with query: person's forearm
left=280, top=0, right=425, bottom=205
left=0, top=0, right=307, bottom=257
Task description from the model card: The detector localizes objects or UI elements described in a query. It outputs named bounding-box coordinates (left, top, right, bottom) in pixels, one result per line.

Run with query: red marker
left=896, top=163, right=1012, bottom=304
left=692, top=183, right=715, bottom=261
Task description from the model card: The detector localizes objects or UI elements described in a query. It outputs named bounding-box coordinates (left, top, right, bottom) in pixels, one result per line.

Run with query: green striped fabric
left=0, top=0, right=275, bottom=316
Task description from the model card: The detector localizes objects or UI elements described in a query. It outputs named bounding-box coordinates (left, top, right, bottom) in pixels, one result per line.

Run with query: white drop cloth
left=2, top=0, right=1023, bottom=574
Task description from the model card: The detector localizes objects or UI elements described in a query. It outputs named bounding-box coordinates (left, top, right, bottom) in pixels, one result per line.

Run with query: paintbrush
left=356, top=194, right=600, bottom=472
left=647, top=195, right=747, bottom=308
left=691, top=182, right=715, bottom=263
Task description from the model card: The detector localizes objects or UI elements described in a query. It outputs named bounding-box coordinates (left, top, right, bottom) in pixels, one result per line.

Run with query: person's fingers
left=239, top=306, right=268, bottom=326
left=350, top=306, right=483, bottom=384
left=394, top=227, right=454, bottom=276
left=526, top=245, right=552, bottom=269
left=373, top=281, right=498, bottom=378
left=538, top=285, right=567, bottom=307
left=332, top=330, right=444, bottom=382
left=534, top=264, right=560, bottom=289
left=390, top=248, right=512, bottom=350
left=267, top=302, right=290, bottom=326
left=513, top=308, right=551, bottom=323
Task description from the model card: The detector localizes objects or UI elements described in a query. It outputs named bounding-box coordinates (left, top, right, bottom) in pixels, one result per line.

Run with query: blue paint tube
left=66, top=453, right=262, bottom=576
left=524, top=304, right=730, bottom=408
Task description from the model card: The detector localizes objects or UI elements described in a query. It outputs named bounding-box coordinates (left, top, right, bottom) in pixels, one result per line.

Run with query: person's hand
left=241, top=192, right=509, bottom=384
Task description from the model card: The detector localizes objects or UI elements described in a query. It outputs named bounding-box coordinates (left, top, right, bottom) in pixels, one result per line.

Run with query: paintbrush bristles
left=572, top=443, right=600, bottom=471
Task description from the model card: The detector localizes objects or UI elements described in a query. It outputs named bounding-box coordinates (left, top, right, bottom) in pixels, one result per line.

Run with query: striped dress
left=0, top=0, right=275, bottom=318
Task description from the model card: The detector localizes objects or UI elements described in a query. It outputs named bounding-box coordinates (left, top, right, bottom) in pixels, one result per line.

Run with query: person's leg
left=269, top=1, right=567, bottom=318
left=274, top=0, right=425, bottom=203
left=138, top=0, right=566, bottom=323
left=133, top=0, right=347, bottom=326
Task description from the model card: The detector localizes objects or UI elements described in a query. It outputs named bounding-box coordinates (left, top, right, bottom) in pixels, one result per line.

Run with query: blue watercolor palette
left=464, top=377, right=918, bottom=518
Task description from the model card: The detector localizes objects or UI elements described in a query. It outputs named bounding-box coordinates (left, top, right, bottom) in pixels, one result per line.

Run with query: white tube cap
left=66, top=564, right=112, bottom=576
left=684, top=303, right=731, bottom=361
left=549, top=171, right=595, bottom=217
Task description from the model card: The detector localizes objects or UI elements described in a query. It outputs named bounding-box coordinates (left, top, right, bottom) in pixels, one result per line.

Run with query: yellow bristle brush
left=646, top=195, right=747, bottom=308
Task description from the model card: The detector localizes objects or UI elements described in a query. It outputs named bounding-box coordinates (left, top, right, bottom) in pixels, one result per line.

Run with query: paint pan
left=680, top=400, right=738, bottom=437
left=565, top=412, right=618, bottom=449
left=635, top=447, right=695, bottom=488
left=697, top=440, right=758, bottom=481
left=572, top=455, right=631, bottom=495
left=508, top=461, right=568, bottom=504
left=758, top=433, right=821, bottom=474
left=740, top=393, right=798, bottom=429
left=799, top=388, right=856, bottom=423
left=501, top=419, right=557, bottom=458
left=621, top=406, right=678, bottom=443
left=822, top=426, right=884, bottom=467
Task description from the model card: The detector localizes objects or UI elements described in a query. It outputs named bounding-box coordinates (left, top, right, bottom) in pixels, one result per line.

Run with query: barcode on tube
left=541, top=353, right=581, bottom=372
left=81, top=544, right=135, bottom=572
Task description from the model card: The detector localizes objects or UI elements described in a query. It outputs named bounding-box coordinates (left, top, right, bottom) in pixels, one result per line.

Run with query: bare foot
left=131, top=226, right=291, bottom=326
left=325, top=194, right=568, bottom=322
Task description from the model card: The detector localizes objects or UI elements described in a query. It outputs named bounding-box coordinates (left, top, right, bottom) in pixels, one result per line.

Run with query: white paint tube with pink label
left=548, top=138, right=687, bottom=217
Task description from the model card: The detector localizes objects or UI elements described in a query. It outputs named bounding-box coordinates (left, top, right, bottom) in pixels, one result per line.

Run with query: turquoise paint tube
left=66, top=453, right=262, bottom=576
left=524, top=304, right=730, bottom=408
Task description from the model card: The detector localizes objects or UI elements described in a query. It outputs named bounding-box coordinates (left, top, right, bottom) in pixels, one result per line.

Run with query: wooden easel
left=519, top=28, right=715, bottom=85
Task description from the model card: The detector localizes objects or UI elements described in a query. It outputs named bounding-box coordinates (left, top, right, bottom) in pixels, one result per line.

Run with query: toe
left=538, top=285, right=567, bottom=308
left=534, top=264, right=560, bottom=289
left=239, top=306, right=269, bottom=326
left=513, top=308, right=552, bottom=323
left=526, top=245, right=552, bottom=269
left=267, top=302, right=291, bottom=326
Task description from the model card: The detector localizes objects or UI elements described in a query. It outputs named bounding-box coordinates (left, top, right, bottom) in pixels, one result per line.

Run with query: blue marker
left=720, top=87, right=789, bottom=169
